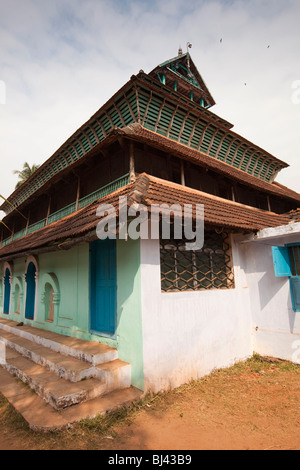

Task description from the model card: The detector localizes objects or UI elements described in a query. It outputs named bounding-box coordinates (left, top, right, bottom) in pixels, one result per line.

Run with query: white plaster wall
left=241, top=240, right=300, bottom=362
left=140, top=236, right=253, bottom=393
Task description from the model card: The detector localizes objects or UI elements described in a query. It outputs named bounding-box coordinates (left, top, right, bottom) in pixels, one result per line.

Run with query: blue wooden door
left=90, top=239, right=117, bottom=334
left=287, top=245, right=300, bottom=312
left=3, top=268, right=11, bottom=314
left=25, top=262, right=36, bottom=320
left=273, top=245, right=300, bottom=312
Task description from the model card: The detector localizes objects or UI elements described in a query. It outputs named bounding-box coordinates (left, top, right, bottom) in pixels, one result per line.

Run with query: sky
left=0, top=0, right=300, bottom=219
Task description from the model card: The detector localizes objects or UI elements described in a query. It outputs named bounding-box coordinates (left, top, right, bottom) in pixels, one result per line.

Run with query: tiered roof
left=0, top=51, right=299, bottom=260
left=0, top=54, right=290, bottom=215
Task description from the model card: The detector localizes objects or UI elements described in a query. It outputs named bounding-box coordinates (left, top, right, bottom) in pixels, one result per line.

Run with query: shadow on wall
left=258, top=271, right=295, bottom=333
left=236, top=239, right=296, bottom=333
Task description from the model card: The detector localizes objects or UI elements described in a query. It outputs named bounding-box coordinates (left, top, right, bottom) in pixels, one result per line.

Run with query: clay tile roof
left=285, top=208, right=300, bottom=223
left=0, top=173, right=292, bottom=261
left=129, top=173, right=290, bottom=231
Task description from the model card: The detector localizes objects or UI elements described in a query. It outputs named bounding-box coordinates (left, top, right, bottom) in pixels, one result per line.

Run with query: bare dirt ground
left=0, top=355, right=299, bottom=451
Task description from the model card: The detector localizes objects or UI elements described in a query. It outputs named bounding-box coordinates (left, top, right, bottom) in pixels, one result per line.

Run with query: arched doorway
left=3, top=268, right=11, bottom=314
left=25, top=262, right=36, bottom=320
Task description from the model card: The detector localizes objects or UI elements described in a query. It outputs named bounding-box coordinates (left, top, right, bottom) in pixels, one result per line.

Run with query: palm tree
left=13, top=162, right=40, bottom=189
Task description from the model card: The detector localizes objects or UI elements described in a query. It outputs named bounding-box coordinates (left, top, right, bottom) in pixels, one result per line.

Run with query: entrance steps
left=0, top=319, right=142, bottom=429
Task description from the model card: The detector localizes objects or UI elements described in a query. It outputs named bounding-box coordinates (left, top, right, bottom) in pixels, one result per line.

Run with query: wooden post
left=267, top=195, right=271, bottom=212
left=231, top=186, right=235, bottom=202
left=129, top=142, right=135, bottom=182
left=46, top=197, right=51, bottom=225
left=25, top=211, right=30, bottom=235
left=75, top=176, right=80, bottom=211
left=181, top=160, right=185, bottom=186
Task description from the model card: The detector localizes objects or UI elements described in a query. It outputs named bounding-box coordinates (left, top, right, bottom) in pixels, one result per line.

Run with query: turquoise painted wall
left=116, top=238, right=144, bottom=390
left=35, top=246, right=90, bottom=332
left=0, top=239, right=144, bottom=390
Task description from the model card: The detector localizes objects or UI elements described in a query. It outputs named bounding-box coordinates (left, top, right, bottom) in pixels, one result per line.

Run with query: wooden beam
left=197, top=122, right=212, bottom=152
left=154, top=98, right=166, bottom=133
left=134, top=84, right=141, bottom=124
left=141, top=90, right=153, bottom=127
left=129, top=142, right=135, bottom=182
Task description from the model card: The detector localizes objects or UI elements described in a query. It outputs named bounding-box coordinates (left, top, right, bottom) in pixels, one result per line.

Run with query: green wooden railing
left=27, top=219, right=46, bottom=235
left=48, top=202, right=77, bottom=225
left=78, top=174, right=129, bottom=210
left=1, top=174, right=130, bottom=247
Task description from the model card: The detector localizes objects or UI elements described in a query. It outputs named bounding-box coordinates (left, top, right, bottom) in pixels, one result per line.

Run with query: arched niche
left=12, top=276, right=24, bottom=315
left=41, top=273, right=60, bottom=323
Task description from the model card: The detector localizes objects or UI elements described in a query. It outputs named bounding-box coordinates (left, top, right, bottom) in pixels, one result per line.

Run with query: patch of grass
left=78, top=391, right=167, bottom=434
left=79, top=406, right=132, bottom=434
left=0, top=393, right=28, bottom=432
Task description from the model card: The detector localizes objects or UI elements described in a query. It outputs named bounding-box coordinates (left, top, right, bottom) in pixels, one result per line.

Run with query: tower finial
left=186, top=42, right=192, bottom=68
left=178, top=45, right=183, bottom=56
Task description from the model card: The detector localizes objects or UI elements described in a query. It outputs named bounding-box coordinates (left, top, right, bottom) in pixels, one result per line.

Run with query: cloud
left=0, top=0, right=299, bottom=213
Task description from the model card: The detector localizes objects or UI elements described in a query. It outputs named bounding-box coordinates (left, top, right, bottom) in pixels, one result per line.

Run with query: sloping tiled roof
left=0, top=174, right=293, bottom=261
left=128, top=174, right=291, bottom=231
left=285, top=208, right=300, bottom=223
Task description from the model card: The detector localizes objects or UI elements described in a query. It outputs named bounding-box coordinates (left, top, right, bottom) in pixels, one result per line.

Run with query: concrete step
left=0, top=319, right=118, bottom=365
left=95, top=359, right=132, bottom=392
left=0, top=329, right=95, bottom=382
left=0, top=367, right=143, bottom=432
left=3, top=348, right=107, bottom=410
left=0, top=319, right=133, bottom=410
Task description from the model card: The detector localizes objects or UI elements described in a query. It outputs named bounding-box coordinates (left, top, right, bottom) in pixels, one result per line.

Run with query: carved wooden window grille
left=160, top=230, right=235, bottom=292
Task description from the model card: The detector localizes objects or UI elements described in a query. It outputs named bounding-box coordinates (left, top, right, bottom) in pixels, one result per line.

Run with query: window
left=288, top=245, right=300, bottom=276
left=160, top=230, right=234, bottom=292
left=272, top=244, right=300, bottom=312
